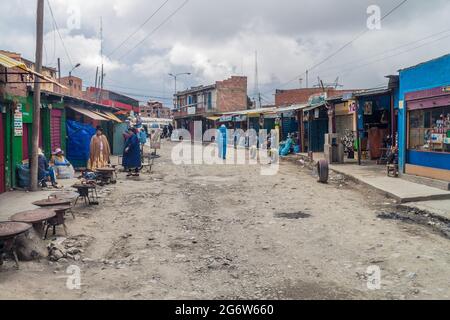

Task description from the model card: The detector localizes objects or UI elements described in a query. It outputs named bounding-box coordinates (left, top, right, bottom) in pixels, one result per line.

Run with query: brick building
left=84, top=87, right=140, bottom=113
left=59, top=76, right=83, bottom=98
left=140, top=100, right=172, bottom=119
left=173, top=76, right=248, bottom=134
left=275, top=88, right=357, bottom=107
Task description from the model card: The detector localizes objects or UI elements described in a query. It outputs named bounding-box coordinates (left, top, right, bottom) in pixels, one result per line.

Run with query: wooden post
left=30, top=0, right=44, bottom=191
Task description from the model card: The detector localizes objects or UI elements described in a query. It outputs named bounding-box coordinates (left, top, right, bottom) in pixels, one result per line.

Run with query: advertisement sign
left=187, top=107, right=196, bottom=115
left=14, top=111, right=23, bottom=137
left=150, top=129, right=161, bottom=150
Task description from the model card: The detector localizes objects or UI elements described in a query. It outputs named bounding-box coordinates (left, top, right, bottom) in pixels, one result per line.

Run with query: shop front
left=355, top=89, right=395, bottom=161
left=405, top=86, right=450, bottom=181
left=303, top=104, right=329, bottom=153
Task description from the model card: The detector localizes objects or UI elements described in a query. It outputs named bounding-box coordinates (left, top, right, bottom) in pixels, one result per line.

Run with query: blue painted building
left=398, top=54, right=450, bottom=181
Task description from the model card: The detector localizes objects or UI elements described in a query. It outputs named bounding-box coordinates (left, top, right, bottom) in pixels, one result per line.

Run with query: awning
left=91, top=110, right=122, bottom=123
left=276, top=104, right=307, bottom=114
left=0, top=53, right=66, bottom=89
left=69, top=106, right=110, bottom=121
left=102, top=111, right=123, bottom=123
left=206, top=116, right=220, bottom=121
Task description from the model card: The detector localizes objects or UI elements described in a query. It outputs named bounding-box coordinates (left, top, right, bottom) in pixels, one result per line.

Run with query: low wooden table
left=0, top=222, right=32, bottom=269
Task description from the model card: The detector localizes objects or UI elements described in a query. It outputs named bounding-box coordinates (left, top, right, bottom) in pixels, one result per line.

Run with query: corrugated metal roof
left=0, top=53, right=66, bottom=89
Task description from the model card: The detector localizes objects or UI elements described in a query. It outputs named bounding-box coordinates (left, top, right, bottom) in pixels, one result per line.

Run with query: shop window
left=409, top=106, right=450, bottom=153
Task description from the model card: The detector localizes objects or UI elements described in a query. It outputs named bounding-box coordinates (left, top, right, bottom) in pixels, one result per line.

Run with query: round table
left=0, top=222, right=32, bottom=268
left=10, top=209, right=61, bottom=240
left=50, top=191, right=79, bottom=201
left=32, top=198, right=72, bottom=208
left=0, top=222, right=32, bottom=240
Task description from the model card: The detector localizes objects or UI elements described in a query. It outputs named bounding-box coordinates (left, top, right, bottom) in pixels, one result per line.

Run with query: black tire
left=317, top=159, right=329, bottom=183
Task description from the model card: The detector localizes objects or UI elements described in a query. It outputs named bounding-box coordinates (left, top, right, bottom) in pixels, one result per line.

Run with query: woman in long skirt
left=123, top=128, right=142, bottom=176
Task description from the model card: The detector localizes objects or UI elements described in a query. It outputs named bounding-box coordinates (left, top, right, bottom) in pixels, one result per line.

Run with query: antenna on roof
left=313, top=76, right=344, bottom=90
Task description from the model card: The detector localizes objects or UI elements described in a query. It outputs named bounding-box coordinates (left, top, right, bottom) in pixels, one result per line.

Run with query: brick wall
left=216, top=76, right=248, bottom=112
left=59, top=76, right=83, bottom=98
left=275, top=88, right=357, bottom=107
left=0, top=51, right=28, bottom=98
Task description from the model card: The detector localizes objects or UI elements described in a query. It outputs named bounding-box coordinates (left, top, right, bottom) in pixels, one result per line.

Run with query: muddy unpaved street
left=1, top=142, right=449, bottom=300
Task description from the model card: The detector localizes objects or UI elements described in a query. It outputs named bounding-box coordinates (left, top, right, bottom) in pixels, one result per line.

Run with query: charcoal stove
left=72, top=183, right=99, bottom=206
left=95, top=167, right=117, bottom=185
left=0, top=222, right=32, bottom=269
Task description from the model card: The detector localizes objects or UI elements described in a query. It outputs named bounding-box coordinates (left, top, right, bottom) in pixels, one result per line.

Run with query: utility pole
left=96, top=17, right=104, bottom=103
left=30, top=0, right=44, bottom=192
left=57, top=58, right=61, bottom=81
left=306, top=70, right=309, bottom=88
left=254, top=51, right=260, bottom=109
left=94, top=66, right=99, bottom=88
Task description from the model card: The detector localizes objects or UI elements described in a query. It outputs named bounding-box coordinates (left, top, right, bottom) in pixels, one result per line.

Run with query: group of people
left=87, top=125, right=145, bottom=177
left=37, top=122, right=151, bottom=189
left=162, top=123, right=174, bottom=139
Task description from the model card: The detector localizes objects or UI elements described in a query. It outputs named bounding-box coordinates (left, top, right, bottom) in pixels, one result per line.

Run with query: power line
left=107, top=0, right=171, bottom=58
left=326, top=32, right=450, bottom=79
left=267, top=0, right=409, bottom=93
left=117, top=0, right=190, bottom=62
left=308, top=0, right=409, bottom=73
left=311, top=27, right=450, bottom=77
left=46, top=0, right=74, bottom=69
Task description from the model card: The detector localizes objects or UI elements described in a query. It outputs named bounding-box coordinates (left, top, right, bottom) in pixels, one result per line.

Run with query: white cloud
left=1, top=0, right=450, bottom=105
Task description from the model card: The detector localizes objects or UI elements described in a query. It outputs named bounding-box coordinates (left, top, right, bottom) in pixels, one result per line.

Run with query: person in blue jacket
left=218, top=124, right=228, bottom=160
left=123, top=127, right=142, bottom=177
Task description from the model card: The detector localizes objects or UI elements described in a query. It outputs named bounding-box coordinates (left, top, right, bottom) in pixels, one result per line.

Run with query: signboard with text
left=14, top=111, right=23, bottom=137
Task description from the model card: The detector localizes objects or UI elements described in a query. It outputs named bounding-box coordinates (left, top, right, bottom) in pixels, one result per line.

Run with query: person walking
left=123, top=127, right=142, bottom=177
left=88, top=126, right=111, bottom=170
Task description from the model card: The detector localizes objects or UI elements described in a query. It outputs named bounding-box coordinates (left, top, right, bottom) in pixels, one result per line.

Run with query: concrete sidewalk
left=328, top=163, right=450, bottom=204
left=0, top=178, right=79, bottom=222
left=401, top=200, right=450, bottom=220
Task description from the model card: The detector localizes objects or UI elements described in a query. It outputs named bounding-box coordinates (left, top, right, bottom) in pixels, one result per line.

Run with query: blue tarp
left=66, top=120, right=96, bottom=168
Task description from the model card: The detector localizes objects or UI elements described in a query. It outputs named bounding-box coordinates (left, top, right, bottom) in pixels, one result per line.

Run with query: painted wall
left=398, top=54, right=450, bottom=172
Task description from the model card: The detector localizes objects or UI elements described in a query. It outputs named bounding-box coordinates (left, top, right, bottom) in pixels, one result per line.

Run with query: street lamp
left=69, top=63, right=81, bottom=77
left=68, top=63, right=81, bottom=96
left=169, top=72, right=191, bottom=109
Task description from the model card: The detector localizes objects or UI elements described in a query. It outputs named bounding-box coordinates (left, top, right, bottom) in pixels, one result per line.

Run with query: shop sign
left=442, top=86, right=450, bottom=93
left=399, top=100, right=404, bottom=109
left=220, top=115, right=233, bottom=122
left=14, top=110, right=23, bottom=137
left=187, top=107, right=196, bottom=115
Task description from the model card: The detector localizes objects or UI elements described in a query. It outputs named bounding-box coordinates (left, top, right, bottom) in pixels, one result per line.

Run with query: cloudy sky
left=1, top=0, right=450, bottom=106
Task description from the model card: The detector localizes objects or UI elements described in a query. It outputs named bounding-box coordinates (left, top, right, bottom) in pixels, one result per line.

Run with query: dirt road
left=1, top=142, right=449, bottom=300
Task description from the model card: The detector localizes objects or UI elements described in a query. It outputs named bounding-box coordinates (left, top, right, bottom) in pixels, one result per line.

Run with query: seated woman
left=50, top=148, right=75, bottom=179
left=38, top=148, right=58, bottom=188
